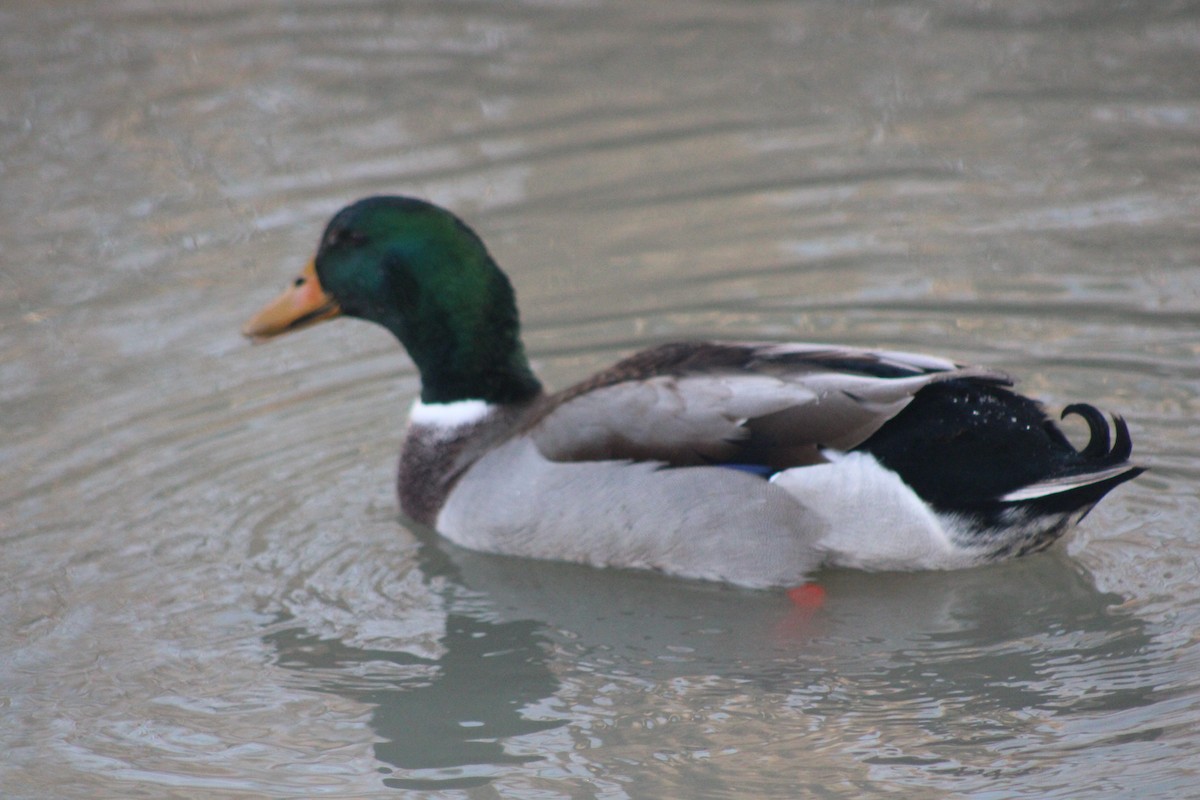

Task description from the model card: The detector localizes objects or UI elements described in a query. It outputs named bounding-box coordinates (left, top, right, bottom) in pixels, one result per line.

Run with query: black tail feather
left=1111, top=414, right=1133, bottom=461
left=1060, top=403, right=1134, bottom=464
left=1022, top=464, right=1144, bottom=516
left=861, top=381, right=1143, bottom=513
left=859, top=381, right=1142, bottom=559
left=1061, top=403, right=1111, bottom=459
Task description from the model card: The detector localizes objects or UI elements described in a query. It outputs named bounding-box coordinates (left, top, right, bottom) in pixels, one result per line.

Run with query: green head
left=247, top=196, right=543, bottom=405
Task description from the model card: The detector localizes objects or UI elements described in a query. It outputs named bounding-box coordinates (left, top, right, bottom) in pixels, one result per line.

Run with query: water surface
left=3, top=1, right=1199, bottom=797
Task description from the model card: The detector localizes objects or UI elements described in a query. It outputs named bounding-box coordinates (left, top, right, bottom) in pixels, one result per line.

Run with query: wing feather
left=529, top=342, right=1008, bottom=467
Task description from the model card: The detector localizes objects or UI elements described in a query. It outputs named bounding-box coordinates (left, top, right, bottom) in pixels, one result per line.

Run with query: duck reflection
left=266, top=535, right=1156, bottom=791
left=265, top=611, right=563, bottom=791
left=434, top=540, right=1161, bottom=769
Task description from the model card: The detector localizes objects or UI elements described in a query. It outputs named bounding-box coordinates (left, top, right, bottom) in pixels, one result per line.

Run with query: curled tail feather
left=1061, top=403, right=1133, bottom=462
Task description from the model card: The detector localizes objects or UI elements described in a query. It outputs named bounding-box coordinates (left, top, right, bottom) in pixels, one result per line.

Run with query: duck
left=243, top=195, right=1143, bottom=589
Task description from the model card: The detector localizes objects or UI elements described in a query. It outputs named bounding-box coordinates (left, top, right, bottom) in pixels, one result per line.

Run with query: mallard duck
left=243, top=196, right=1143, bottom=589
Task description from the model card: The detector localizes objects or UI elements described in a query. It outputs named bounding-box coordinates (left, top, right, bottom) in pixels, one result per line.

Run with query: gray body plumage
left=399, top=342, right=1027, bottom=587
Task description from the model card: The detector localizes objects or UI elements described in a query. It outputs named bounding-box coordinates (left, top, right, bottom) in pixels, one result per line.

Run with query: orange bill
left=242, top=259, right=342, bottom=342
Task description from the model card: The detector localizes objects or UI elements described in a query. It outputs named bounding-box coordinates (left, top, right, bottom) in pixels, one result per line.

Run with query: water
left=3, top=1, right=1199, bottom=797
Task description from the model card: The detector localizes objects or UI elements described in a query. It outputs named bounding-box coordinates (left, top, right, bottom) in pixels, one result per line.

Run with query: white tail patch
left=770, top=451, right=986, bottom=570
left=999, top=464, right=1135, bottom=502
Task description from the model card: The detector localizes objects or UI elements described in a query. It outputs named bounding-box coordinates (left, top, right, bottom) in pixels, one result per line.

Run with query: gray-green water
left=4, top=1, right=1198, bottom=797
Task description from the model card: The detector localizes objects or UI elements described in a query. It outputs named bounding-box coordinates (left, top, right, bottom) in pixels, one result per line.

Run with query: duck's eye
left=325, top=229, right=367, bottom=248
left=293, top=276, right=306, bottom=288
